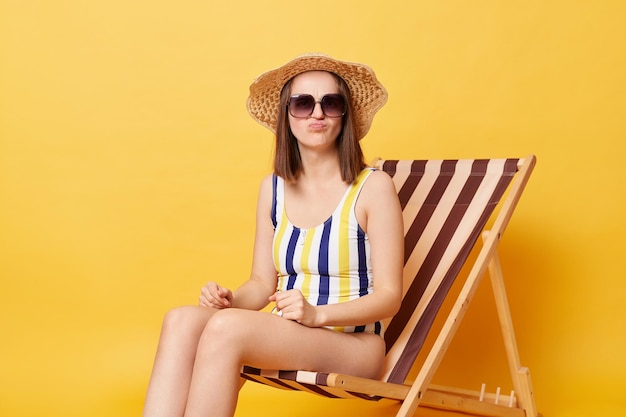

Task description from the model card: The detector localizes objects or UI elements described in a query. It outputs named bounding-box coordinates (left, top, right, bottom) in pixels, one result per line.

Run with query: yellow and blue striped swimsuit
left=271, top=168, right=382, bottom=335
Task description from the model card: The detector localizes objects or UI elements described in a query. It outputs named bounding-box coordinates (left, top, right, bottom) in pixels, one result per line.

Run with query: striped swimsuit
left=271, top=168, right=382, bottom=335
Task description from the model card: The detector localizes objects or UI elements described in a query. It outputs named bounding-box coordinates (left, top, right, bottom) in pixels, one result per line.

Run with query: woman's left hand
left=269, top=289, right=320, bottom=327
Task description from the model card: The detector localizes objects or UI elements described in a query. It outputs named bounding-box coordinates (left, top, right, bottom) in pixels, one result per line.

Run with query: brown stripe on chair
left=296, top=383, right=343, bottom=398
left=401, top=159, right=456, bottom=265
left=381, top=159, right=398, bottom=177
left=380, top=159, right=519, bottom=384
left=241, top=373, right=296, bottom=391
left=241, top=365, right=261, bottom=375
left=315, top=372, right=329, bottom=385
left=382, top=160, right=427, bottom=209
left=278, top=370, right=298, bottom=380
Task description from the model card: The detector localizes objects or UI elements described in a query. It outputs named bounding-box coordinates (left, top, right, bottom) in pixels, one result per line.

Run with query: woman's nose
left=310, top=101, right=325, bottom=118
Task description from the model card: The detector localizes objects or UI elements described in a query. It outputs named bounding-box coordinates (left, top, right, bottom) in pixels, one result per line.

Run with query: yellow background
left=1, top=1, right=625, bottom=416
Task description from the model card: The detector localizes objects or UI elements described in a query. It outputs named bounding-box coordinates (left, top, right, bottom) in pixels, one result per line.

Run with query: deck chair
left=241, top=155, right=539, bottom=417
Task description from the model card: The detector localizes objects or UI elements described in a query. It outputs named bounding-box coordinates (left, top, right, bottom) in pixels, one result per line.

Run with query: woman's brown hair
left=274, top=72, right=366, bottom=184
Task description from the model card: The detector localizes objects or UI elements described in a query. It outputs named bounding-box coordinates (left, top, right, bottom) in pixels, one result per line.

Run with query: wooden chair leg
left=485, top=233, right=538, bottom=417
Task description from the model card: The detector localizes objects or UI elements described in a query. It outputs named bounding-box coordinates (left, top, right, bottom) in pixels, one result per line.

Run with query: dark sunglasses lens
left=321, top=94, right=346, bottom=117
left=289, top=95, right=315, bottom=117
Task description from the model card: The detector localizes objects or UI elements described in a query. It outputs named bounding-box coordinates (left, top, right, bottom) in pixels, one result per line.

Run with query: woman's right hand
left=199, top=282, right=233, bottom=309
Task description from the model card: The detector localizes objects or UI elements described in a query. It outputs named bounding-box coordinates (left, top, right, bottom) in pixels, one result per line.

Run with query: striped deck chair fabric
left=241, top=156, right=538, bottom=417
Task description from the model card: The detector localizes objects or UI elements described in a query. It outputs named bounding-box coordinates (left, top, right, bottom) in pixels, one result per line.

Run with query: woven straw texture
left=247, top=53, right=388, bottom=140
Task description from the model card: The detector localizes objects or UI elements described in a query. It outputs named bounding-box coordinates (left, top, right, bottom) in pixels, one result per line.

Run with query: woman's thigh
left=202, top=308, right=386, bottom=379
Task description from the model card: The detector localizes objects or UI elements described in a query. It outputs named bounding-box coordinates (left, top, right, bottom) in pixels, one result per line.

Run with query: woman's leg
left=183, top=308, right=386, bottom=417
left=143, top=306, right=217, bottom=417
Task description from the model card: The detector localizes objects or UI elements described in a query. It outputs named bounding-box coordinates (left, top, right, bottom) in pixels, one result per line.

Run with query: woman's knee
left=198, top=309, right=249, bottom=348
left=161, top=305, right=212, bottom=338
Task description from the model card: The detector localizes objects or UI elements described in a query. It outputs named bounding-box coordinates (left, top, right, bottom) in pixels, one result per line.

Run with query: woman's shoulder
left=256, top=173, right=275, bottom=203
left=255, top=174, right=279, bottom=227
left=362, top=168, right=396, bottom=193
left=259, top=173, right=274, bottom=187
left=355, top=168, right=402, bottom=233
left=362, top=168, right=400, bottom=206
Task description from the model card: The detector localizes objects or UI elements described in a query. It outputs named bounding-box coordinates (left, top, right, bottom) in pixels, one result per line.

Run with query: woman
left=142, top=53, right=404, bottom=417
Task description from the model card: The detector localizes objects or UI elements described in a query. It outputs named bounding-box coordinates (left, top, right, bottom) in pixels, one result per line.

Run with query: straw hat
left=247, top=53, right=388, bottom=140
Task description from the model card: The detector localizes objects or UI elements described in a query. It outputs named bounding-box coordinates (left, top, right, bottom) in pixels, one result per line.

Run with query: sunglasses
left=287, top=94, right=347, bottom=118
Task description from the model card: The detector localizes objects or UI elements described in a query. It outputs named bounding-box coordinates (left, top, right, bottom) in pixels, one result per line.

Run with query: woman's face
left=287, top=71, right=344, bottom=151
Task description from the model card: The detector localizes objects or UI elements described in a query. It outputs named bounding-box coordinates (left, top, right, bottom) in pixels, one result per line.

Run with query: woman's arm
left=231, top=174, right=278, bottom=310
left=271, top=170, right=404, bottom=327
left=200, top=175, right=278, bottom=311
